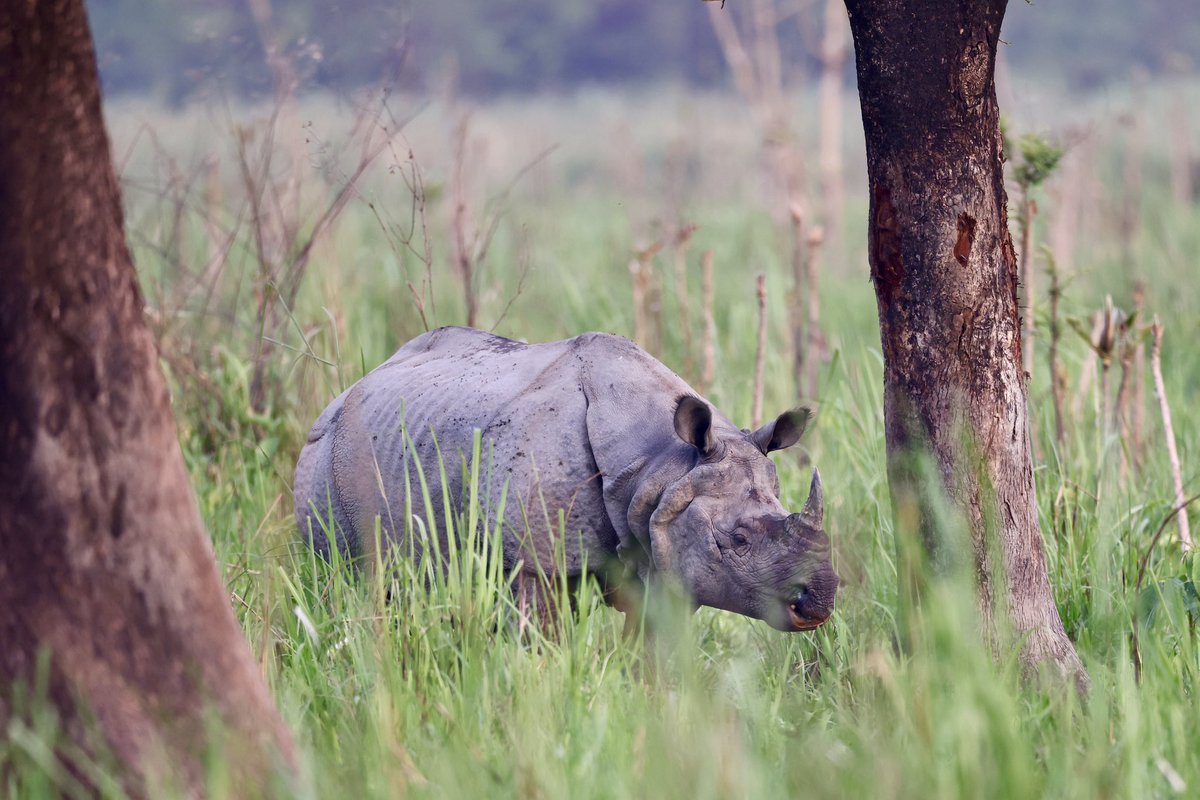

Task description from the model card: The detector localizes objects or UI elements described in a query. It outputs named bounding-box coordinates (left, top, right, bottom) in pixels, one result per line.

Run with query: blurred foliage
left=1013, top=133, right=1064, bottom=190
left=88, top=0, right=734, bottom=102
left=86, top=0, right=1200, bottom=103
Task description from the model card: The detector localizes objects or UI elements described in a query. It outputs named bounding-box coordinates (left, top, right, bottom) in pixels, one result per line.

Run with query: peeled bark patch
left=871, top=185, right=905, bottom=310
left=954, top=212, right=976, bottom=267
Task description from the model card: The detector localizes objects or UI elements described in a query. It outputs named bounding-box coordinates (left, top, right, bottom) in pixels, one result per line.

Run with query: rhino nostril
left=789, top=586, right=812, bottom=612
left=790, top=584, right=831, bottom=621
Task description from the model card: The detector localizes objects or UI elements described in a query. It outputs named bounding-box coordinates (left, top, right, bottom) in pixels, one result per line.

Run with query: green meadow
left=8, top=83, right=1199, bottom=797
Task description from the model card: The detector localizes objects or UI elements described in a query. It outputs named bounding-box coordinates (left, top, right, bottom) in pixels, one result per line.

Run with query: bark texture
left=844, top=0, right=1086, bottom=685
left=0, top=1, right=293, bottom=794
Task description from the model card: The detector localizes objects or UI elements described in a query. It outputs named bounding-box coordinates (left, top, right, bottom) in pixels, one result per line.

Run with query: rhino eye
left=730, top=531, right=749, bottom=548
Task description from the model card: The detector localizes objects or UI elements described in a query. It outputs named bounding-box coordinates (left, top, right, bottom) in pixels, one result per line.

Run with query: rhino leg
left=513, top=570, right=563, bottom=639
left=294, top=391, right=355, bottom=559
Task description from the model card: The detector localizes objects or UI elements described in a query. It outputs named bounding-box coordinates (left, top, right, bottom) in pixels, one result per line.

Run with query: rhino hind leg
left=514, top=570, right=590, bottom=639
left=294, top=400, right=355, bottom=560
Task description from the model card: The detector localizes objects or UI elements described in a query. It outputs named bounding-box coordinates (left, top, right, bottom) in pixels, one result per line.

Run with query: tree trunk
left=0, top=1, right=294, bottom=794
left=843, top=0, right=1086, bottom=687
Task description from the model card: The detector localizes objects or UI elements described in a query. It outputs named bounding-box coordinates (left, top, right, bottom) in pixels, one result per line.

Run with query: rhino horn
left=801, top=467, right=824, bottom=527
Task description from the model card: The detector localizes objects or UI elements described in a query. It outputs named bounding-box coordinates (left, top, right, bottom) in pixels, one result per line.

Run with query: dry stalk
left=199, top=155, right=225, bottom=291
left=451, top=114, right=479, bottom=328
left=1072, top=312, right=1104, bottom=420
left=752, top=272, right=767, bottom=429
left=1131, top=282, right=1147, bottom=469
left=787, top=205, right=806, bottom=398
left=1094, top=299, right=1124, bottom=440
left=804, top=225, right=827, bottom=397
left=1019, top=194, right=1037, bottom=378
left=1119, top=100, right=1144, bottom=269
left=705, top=1, right=759, bottom=106
left=630, top=239, right=664, bottom=356
left=1045, top=248, right=1066, bottom=445
left=246, top=0, right=307, bottom=256
left=1114, top=334, right=1135, bottom=484
left=1072, top=297, right=1126, bottom=505
left=1168, top=68, right=1195, bottom=206
left=629, top=257, right=649, bottom=348
left=706, top=0, right=805, bottom=228
left=1150, top=318, right=1193, bottom=552
left=647, top=264, right=663, bottom=358
left=367, top=127, right=440, bottom=332
left=701, top=250, right=716, bottom=394
left=816, top=0, right=849, bottom=250
left=237, top=98, right=395, bottom=413
left=449, top=113, right=557, bottom=331
left=673, top=224, right=698, bottom=378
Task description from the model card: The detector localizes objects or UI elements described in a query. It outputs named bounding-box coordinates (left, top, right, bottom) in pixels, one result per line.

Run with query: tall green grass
left=5, top=87, right=1198, bottom=797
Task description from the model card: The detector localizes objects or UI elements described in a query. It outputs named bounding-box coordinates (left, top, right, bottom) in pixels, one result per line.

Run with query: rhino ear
left=751, top=407, right=811, bottom=454
left=673, top=395, right=714, bottom=455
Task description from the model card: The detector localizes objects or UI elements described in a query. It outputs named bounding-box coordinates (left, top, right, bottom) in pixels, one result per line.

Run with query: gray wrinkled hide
left=295, top=327, right=696, bottom=569
left=294, top=326, right=833, bottom=624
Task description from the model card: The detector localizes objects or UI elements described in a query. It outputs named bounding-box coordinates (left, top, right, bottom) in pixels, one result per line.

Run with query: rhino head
left=646, top=396, right=838, bottom=632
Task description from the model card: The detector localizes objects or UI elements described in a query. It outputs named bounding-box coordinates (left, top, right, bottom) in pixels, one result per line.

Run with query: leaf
left=1014, top=133, right=1065, bottom=189
left=1067, top=316, right=1099, bottom=353
left=1183, top=580, right=1200, bottom=619
left=1138, top=578, right=1200, bottom=627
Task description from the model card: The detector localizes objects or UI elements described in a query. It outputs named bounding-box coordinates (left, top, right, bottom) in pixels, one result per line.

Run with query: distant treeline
left=89, top=0, right=1198, bottom=103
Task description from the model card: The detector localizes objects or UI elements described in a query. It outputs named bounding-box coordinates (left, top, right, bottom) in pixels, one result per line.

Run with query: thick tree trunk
left=0, top=1, right=293, bottom=794
left=843, top=0, right=1086, bottom=687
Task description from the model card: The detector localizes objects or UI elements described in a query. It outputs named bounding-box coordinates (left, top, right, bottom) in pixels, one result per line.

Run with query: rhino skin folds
left=294, top=327, right=837, bottom=631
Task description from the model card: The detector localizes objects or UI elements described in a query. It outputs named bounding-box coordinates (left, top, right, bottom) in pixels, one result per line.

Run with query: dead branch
left=1114, top=331, right=1134, bottom=484
left=239, top=99, right=396, bottom=413
left=816, top=0, right=849, bottom=249
left=701, top=250, right=717, bottom=394
left=673, top=224, right=697, bottom=379
left=804, top=225, right=827, bottom=397
left=1131, top=282, right=1147, bottom=470
left=706, top=0, right=806, bottom=228
left=1151, top=317, right=1193, bottom=552
left=451, top=113, right=479, bottom=327
left=787, top=205, right=805, bottom=398
left=1045, top=248, right=1066, bottom=445
left=1019, top=194, right=1037, bottom=378
left=753, top=272, right=767, bottom=429
left=630, top=239, right=664, bottom=356
left=450, top=112, right=558, bottom=329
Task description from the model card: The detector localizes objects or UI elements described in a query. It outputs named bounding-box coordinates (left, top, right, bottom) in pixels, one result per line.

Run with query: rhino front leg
left=609, top=585, right=646, bottom=641
left=513, top=571, right=562, bottom=640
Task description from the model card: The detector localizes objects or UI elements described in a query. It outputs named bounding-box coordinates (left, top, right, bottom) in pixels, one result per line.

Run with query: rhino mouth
left=774, top=587, right=833, bottom=632
left=784, top=601, right=828, bottom=631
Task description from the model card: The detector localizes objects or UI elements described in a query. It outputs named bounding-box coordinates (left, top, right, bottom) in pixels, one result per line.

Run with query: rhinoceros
left=294, top=326, right=837, bottom=631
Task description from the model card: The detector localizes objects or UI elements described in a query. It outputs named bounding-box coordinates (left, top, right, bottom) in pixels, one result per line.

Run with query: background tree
left=843, top=0, right=1087, bottom=686
left=0, top=0, right=294, bottom=793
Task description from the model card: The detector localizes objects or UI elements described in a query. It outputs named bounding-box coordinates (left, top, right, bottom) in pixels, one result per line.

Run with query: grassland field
left=9, top=81, right=1200, bottom=797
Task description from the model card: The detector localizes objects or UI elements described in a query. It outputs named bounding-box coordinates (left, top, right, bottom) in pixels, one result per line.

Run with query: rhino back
left=315, top=327, right=619, bottom=574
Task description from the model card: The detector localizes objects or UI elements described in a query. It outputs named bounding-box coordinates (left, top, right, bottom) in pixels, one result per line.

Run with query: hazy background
left=89, top=0, right=1198, bottom=103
